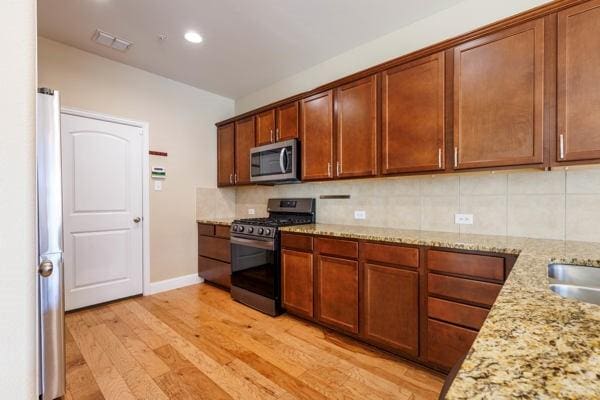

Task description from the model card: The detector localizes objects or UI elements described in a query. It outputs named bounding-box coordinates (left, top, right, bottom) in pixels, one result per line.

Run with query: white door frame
left=61, top=107, right=151, bottom=296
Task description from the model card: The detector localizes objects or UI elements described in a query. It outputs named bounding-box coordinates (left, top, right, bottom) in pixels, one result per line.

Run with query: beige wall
left=38, top=38, right=234, bottom=283
left=235, top=167, right=600, bottom=242
left=235, top=0, right=547, bottom=113
left=0, top=0, right=37, bottom=398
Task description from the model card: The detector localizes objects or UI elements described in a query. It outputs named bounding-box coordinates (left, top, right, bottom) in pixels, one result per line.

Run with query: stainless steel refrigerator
left=37, top=88, right=65, bottom=400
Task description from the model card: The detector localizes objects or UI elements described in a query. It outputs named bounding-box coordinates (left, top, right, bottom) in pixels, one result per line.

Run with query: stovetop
left=230, top=198, right=315, bottom=239
left=232, top=215, right=314, bottom=227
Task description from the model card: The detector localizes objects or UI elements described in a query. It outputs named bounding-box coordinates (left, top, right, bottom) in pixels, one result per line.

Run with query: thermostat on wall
left=151, top=166, right=166, bottom=179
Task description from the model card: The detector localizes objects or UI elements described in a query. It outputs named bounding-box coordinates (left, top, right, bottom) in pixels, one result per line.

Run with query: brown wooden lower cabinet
left=281, top=249, right=314, bottom=318
left=316, top=255, right=359, bottom=334
left=426, top=319, right=478, bottom=370
left=361, top=262, right=418, bottom=356
left=279, top=233, right=513, bottom=373
left=197, top=223, right=231, bottom=289
left=198, top=256, right=231, bottom=288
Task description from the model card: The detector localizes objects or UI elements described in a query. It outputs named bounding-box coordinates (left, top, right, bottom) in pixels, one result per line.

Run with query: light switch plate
left=354, top=210, right=366, bottom=220
left=455, top=213, right=474, bottom=225
left=154, top=180, right=162, bottom=191
left=248, top=208, right=256, bottom=215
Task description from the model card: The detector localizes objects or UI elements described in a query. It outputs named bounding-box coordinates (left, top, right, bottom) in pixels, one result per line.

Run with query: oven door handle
left=231, top=236, right=275, bottom=251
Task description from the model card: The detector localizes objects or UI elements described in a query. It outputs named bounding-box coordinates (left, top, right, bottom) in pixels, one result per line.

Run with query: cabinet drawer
left=198, top=236, right=230, bottom=263
left=197, top=223, right=215, bottom=236
left=428, top=273, right=501, bottom=307
left=281, top=233, right=313, bottom=252
left=198, top=256, right=231, bottom=288
left=215, top=225, right=231, bottom=239
left=315, top=237, right=358, bottom=259
left=361, top=242, right=418, bottom=268
left=428, top=297, right=489, bottom=330
left=427, top=319, right=477, bottom=370
left=428, top=250, right=504, bottom=282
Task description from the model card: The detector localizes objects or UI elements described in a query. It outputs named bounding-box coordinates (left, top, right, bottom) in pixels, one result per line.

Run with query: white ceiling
left=38, top=0, right=462, bottom=99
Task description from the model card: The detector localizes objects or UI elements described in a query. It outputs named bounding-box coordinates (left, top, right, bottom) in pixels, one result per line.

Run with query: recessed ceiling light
left=184, top=31, right=203, bottom=44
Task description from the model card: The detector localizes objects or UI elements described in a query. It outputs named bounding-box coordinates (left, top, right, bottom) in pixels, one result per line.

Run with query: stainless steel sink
left=548, top=263, right=600, bottom=306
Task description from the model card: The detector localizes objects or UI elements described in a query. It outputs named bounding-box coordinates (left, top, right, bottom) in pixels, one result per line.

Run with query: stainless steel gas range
left=230, top=198, right=316, bottom=316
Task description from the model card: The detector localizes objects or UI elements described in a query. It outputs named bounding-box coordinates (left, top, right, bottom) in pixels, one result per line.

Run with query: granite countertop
left=280, top=224, right=600, bottom=399
left=196, top=218, right=234, bottom=226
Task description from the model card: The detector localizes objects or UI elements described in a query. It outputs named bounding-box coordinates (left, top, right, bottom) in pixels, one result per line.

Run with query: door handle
left=279, top=148, right=287, bottom=173
left=38, top=260, right=54, bottom=277
left=133, top=217, right=141, bottom=223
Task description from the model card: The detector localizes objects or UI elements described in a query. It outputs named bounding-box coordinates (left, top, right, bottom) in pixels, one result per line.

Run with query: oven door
left=250, top=139, right=298, bottom=183
left=230, top=236, right=280, bottom=301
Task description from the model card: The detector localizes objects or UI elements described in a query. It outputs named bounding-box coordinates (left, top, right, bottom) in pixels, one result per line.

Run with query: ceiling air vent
left=92, top=29, right=132, bottom=52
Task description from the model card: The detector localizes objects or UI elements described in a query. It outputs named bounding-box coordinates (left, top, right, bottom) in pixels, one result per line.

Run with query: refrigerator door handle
left=37, top=89, right=65, bottom=400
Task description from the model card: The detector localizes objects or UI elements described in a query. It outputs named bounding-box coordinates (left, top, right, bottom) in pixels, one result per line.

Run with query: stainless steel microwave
left=250, top=139, right=299, bottom=184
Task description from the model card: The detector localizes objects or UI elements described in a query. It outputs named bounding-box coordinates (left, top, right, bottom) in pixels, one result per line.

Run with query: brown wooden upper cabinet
left=217, top=123, right=235, bottom=186
left=453, top=18, right=545, bottom=169
left=301, top=90, right=334, bottom=181
left=255, top=102, right=299, bottom=146
left=234, top=116, right=256, bottom=185
left=276, top=101, right=299, bottom=141
left=336, top=75, right=378, bottom=178
left=256, top=109, right=276, bottom=146
left=557, top=0, right=600, bottom=163
left=382, top=53, right=445, bottom=174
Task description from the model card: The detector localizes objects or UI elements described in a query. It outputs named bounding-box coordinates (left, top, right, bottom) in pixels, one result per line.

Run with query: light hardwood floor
left=65, top=283, right=444, bottom=400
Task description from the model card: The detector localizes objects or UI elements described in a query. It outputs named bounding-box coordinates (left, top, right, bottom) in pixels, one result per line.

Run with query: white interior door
left=61, top=113, right=143, bottom=311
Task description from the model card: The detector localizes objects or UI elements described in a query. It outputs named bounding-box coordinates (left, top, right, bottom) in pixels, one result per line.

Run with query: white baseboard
left=147, top=273, right=204, bottom=295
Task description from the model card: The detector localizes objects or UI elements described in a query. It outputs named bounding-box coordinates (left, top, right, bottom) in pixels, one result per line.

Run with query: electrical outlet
left=248, top=208, right=256, bottom=215
left=354, top=210, right=366, bottom=220
left=154, top=180, right=162, bottom=191
left=455, top=213, right=474, bottom=225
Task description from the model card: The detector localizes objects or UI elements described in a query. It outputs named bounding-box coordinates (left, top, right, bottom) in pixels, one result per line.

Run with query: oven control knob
left=232, top=225, right=238, bottom=232
left=248, top=227, right=254, bottom=233
left=238, top=226, right=244, bottom=232
left=265, top=228, right=271, bottom=236
left=258, top=228, right=264, bottom=235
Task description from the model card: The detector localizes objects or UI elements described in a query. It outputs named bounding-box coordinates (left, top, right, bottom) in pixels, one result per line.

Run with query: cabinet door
left=316, top=255, right=359, bottom=334
left=276, top=102, right=299, bottom=141
left=453, top=18, right=545, bottom=169
left=301, top=91, right=334, bottom=181
left=361, top=263, right=418, bottom=356
left=382, top=53, right=445, bottom=174
left=557, top=0, right=600, bottom=162
left=256, top=109, right=275, bottom=146
left=281, top=249, right=314, bottom=318
left=217, top=123, right=235, bottom=187
left=335, top=75, right=378, bottom=178
left=234, top=116, right=256, bottom=184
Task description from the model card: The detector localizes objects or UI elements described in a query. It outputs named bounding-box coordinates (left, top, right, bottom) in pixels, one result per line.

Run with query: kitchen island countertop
left=280, top=223, right=600, bottom=399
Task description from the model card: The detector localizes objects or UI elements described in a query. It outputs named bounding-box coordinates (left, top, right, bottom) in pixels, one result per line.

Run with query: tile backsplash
left=197, top=165, right=600, bottom=243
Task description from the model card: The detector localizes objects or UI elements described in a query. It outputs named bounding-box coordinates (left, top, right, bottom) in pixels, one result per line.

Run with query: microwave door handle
left=279, top=148, right=286, bottom=173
